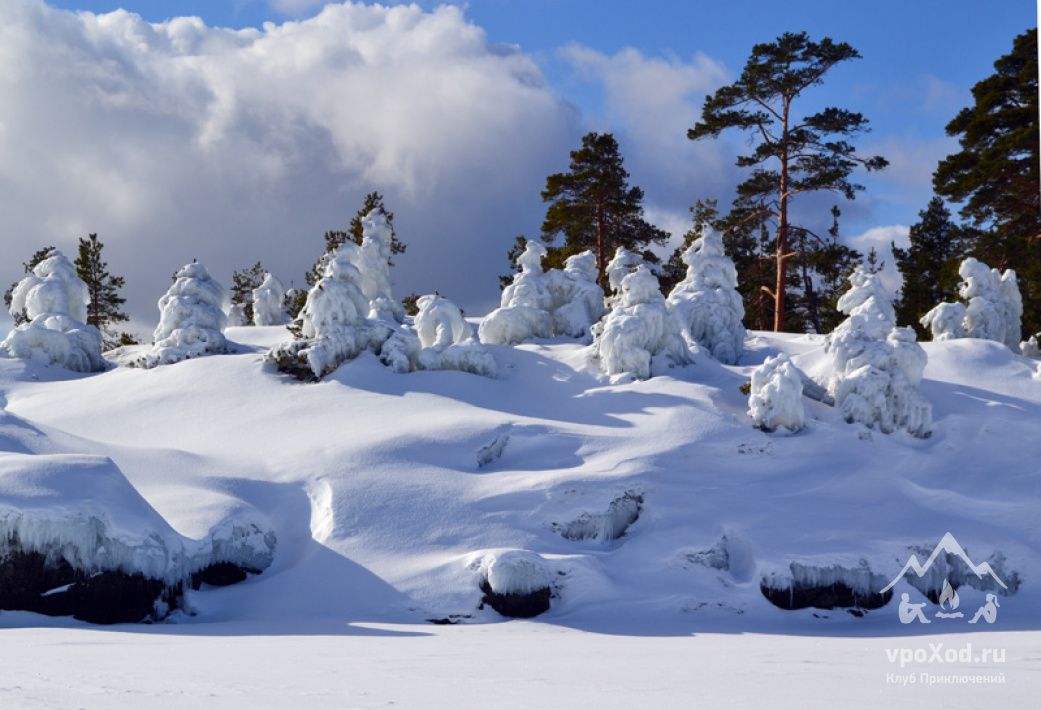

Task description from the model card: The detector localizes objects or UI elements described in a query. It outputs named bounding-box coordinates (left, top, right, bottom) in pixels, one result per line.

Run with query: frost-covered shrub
left=135, top=262, right=228, bottom=368
left=748, top=353, right=805, bottom=433
left=920, top=302, right=966, bottom=341
left=353, top=210, right=404, bottom=323
left=920, top=258, right=1022, bottom=350
left=591, top=265, right=692, bottom=382
left=414, top=294, right=496, bottom=377
left=1022, top=335, right=1040, bottom=357
left=546, top=251, right=605, bottom=339
left=252, top=273, right=286, bottom=326
left=1, top=249, right=106, bottom=372
left=266, top=243, right=392, bottom=380
left=479, top=240, right=554, bottom=344
left=667, top=230, right=745, bottom=364
left=822, top=267, right=931, bottom=437
left=226, top=303, right=247, bottom=327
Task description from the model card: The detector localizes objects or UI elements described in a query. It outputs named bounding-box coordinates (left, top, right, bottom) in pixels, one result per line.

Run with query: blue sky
left=2, top=1, right=1036, bottom=328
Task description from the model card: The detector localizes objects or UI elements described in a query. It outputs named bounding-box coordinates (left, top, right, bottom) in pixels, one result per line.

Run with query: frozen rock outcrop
left=1, top=249, right=106, bottom=372
left=476, top=549, right=553, bottom=618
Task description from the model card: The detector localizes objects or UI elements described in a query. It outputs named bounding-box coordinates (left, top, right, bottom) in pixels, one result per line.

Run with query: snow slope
left=0, top=325, right=1039, bottom=704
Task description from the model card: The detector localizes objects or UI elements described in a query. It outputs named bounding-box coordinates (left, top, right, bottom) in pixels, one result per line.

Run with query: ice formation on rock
left=136, top=262, right=228, bottom=368
left=667, top=230, right=745, bottom=364
left=748, top=353, right=805, bottom=433
left=920, top=258, right=1023, bottom=350
left=591, top=265, right=692, bottom=382
left=821, top=267, right=931, bottom=437
left=252, top=273, right=286, bottom=326
left=476, top=549, right=553, bottom=618
left=1, top=249, right=106, bottom=372
left=761, top=560, right=892, bottom=611
left=479, top=240, right=554, bottom=345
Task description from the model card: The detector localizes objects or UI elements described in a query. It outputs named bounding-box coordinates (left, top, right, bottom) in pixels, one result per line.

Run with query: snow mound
left=479, top=240, right=554, bottom=345
left=1, top=250, right=106, bottom=372
left=135, top=262, right=228, bottom=368
left=820, top=267, right=931, bottom=437
left=591, top=264, right=692, bottom=382
left=748, top=353, right=805, bottom=433
left=667, top=230, right=745, bottom=364
left=251, top=273, right=287, bottom=326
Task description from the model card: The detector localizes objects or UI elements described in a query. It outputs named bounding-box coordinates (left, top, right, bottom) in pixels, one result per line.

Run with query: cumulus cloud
left=559, top=44, right=737, bottom=216
left=846, top=224, right=910, bottom=297
left=0, top=0, right=578, bottom=327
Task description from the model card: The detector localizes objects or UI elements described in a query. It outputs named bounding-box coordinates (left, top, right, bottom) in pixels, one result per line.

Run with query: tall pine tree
left=74, top=234, right=131, bottom=346
left=892, top=197, right=972, bottom=337
left=933, top=28, right=1040, bottom=337
left=689, top=32, right=887, bottom=331
left=540, top=132, right=667, bottom=283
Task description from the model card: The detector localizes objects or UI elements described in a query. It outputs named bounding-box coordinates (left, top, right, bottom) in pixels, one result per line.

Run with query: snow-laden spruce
left=1, top=249, right=106, bottom=372
left=266, top=242, right=394, bottom=380
left=921, top=258, right=1023, bottom=351
left=667, top=230, right=745, bottom=364
left=135, top=262, right=228, bottom=368
left=479, top=240, right=555, bottom=345
left=353, top=210, right=404, bottom=323
left=546, top=251, right=605, bottom=339
left=821, top=267, right=931, bottom=437
left=413, top=294, right=496, bottom=377
left=748, top=354, right=805, bottom=433
left=251, top=273, right=287, bottom=326
left=591, top=263, right=692, bottom=383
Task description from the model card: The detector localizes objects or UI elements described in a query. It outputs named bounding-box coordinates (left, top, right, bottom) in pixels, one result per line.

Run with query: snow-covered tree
left=546, top=251, right=605, bottom=339
left=591, top=265, right=692, bottom=382
left=667, top=229, right=745, bottom=364
left=605, top=247, right=644, bottom=296
left=821, top=267, right=931, bottom=437
left=919, top=258, right=1023, bottom=351
left=252, top=273, right=286, bottom=326
left=413, top=294, right=495, bottom=376
left=135, top=262, right=228, bottom=368
left=479, top=240, right=554, bottom=345
left=353, top=210, right=403, bottom=323
left=1, top=249, right=106, bottom=372
left=1022, top=335, right=1040, bottom=357
left=748, top=353, right=804, bottom=433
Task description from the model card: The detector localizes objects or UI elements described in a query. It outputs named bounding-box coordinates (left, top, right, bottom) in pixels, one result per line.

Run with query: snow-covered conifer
left=920, top=258, right=1023, bottom=350
left=605, top=247, right=643, bottom=295
left=667, top=229, right=745, bottom=364
left=546, top=250, right=605, bottom=339
left=748, top=353, right=804, bottom=433
left=135, top=262, right=228, bottom=368
left=252, top=273, right=286, bottom=326
left=1021, top=335, right=1040, bottom=357
left=1, top=249, right=106, bottom=372
left=479, top=240, right=554, bottom=344
left=821, top=267, right=931, bottom=437
left=353, top=210, right=403, bottom=323
left=591, top=265, right=692, bottom=382
left=414, top=294, right=495, bottom=376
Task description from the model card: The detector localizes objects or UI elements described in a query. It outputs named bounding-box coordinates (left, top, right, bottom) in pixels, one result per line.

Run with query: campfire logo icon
left=881, top=532, right=1007, bottom=626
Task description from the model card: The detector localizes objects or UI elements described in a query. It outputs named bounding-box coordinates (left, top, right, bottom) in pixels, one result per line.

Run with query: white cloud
left=0, top=0, right=579, bottom=324
left=559, top=44, right=737, bottom=211
left=846, top=224, right=910, bottom=297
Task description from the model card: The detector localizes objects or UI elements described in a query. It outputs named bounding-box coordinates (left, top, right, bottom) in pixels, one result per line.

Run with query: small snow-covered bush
left=546, top=251, right=605, bottom=339
left=1022, top=335, right=1040, bottom=357
left=353, top=210, right=404, bottom=323
left=414, top=294, right=496, bottom=377
left=479, top=240, right=554, bottom=344
left=252, top=273, right=287, bottom=326
left=921, top=258, right=1022, bottom=350
left=591, top=265, right=692, bottom=382
left=266, top=243, right=392, bottom=380
left=821, top=267, right=931, bottom=437
left=748, top=354, right=805, bottom=433
left=1, top=249, right=105, bottom=372
left=135, top=262, right=228, bottom=368
left=667, top=230, right=745, bottom=364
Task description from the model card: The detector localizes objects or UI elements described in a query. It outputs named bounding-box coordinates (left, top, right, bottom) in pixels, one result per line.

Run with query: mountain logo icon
left=880, top=532, right=1008, bottom=594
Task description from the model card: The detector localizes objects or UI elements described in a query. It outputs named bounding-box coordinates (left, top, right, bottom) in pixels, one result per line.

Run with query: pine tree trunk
left=595, top=201, right=606, bottom=284
left=774, top=99, right=791, bottom=333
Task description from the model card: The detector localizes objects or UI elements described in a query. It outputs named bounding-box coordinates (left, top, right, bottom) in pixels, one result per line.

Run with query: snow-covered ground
left=1, top=325, right=1039, bottom=706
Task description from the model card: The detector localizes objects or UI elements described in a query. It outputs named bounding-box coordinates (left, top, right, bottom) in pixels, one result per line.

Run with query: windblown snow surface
left=0, top=325, right=1039, bottom=708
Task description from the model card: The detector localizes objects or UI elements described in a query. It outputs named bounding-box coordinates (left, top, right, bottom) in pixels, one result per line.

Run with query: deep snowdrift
left=0, top=324, right=1038, bottom=631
